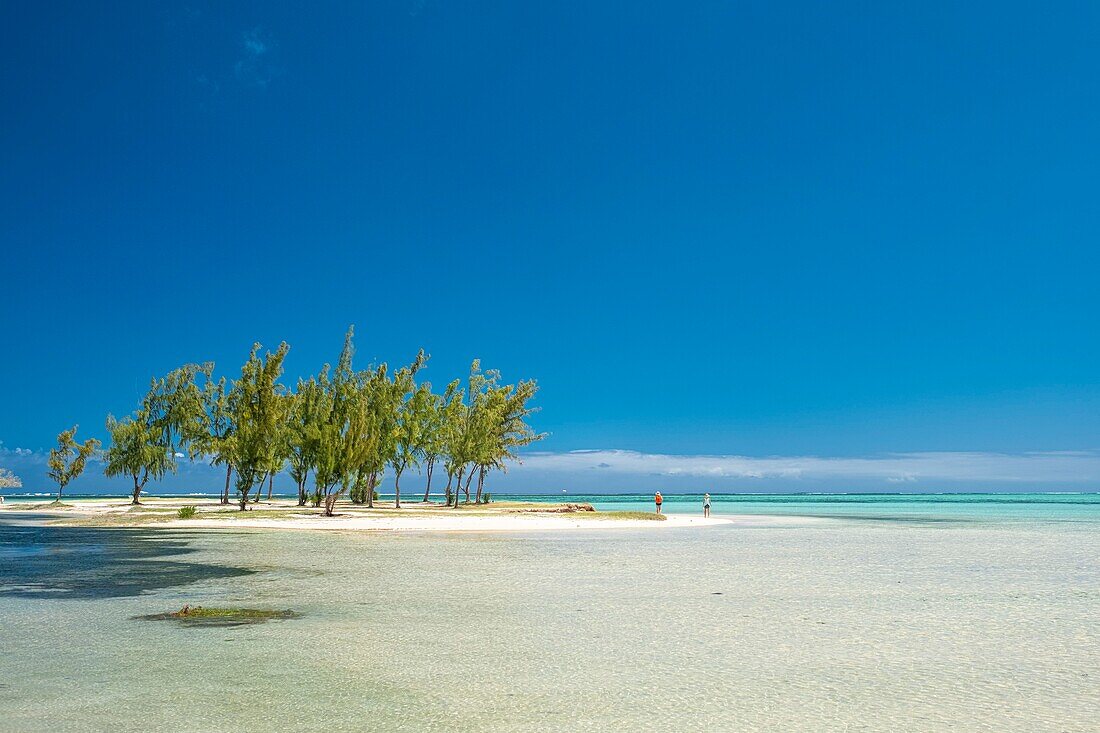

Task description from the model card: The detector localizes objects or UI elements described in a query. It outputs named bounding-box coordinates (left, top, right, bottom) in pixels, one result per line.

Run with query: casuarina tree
left=228, top=342, right=290, bottom=510
left=103, top=411, right=175, bottom=504
left=47, top=426, right=100, bottom=503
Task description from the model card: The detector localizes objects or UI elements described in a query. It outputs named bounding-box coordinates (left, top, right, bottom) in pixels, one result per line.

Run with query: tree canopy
left=103, top=411, right=176, bottom=504
left=47, top=426, right=100, bottom=503
left=97, top=327, right=542, bottom=511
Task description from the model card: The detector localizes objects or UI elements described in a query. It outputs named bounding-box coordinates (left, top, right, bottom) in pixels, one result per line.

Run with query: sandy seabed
left=1, top=497, right=1095, bottom=732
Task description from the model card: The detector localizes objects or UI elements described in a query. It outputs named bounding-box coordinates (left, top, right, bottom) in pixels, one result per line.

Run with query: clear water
left=522, top=491, right=1100, bottom=522
left=8, top=491, right=1098, bottom=521
left=1, top=495, right=1098, bottom=731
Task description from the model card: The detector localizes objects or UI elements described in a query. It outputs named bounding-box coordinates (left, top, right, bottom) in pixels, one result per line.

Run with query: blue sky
left=2, top=2, right=1099, bottom=493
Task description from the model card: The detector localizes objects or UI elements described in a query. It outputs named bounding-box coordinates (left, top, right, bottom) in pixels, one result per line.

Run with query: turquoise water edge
left=1, top=493, right=1098, bottom=731
left=6, top=490, right=1099, bottom=521
left=528, top=491, right=1100, bottom=521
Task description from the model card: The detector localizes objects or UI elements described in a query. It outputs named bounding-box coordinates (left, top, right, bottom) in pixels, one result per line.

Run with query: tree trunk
left=452, top=467, right=464, bottom=508
left=463, top=468, right=475, bottom=503
left=323, top=487, right=338, bottom=516
left=238, top=485, right=249, bottom=510
left=297, top=478, right=307, bottom=506
left=474, top=466, right=485, bottom=504
left=366, top=471, right=376, bottom=508
left=266, top=472, right=274, bottom=500
left=221, top=465, right=231, bottom=505
left=394, top=469, right=402, bottom=509
left=131, top=475, right=142, bottom=505
left=422, top=456, right=435, bottom=502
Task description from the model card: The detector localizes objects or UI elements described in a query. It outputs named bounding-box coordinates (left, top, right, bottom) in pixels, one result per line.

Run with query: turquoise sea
left=7, top=490, right=1099, bottom=521
left=524, top=491, right=1100, bottom=521
left=1, top=493, right=1098, bottom=731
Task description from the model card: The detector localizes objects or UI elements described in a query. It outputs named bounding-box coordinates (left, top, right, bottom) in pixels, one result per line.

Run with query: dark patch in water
left=0, top=516, right=254, bottom=600
left=133, top=606, right=299, bottom=628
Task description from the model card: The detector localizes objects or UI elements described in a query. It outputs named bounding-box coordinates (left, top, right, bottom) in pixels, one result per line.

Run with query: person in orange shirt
left=654, top=491, right=663, bottom=515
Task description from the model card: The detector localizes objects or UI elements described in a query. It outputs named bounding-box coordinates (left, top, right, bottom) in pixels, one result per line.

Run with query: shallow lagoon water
left=1, top=497, right=1098, bottom=732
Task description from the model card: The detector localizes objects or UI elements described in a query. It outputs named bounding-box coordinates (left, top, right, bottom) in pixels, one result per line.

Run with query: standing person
left=703, top=492, right=711, bottom=518
left=654, top=491, right=663, bottom=515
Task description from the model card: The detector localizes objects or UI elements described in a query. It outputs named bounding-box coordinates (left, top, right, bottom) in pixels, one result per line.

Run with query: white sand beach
left=0, top=496, right=797, bottom=532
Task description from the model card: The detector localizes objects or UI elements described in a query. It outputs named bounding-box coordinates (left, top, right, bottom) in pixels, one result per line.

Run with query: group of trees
left=44, top=327, right=542, bottom=513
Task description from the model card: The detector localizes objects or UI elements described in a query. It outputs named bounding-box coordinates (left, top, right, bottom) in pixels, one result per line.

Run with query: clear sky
left=2, top=2, right=1099, bottom=493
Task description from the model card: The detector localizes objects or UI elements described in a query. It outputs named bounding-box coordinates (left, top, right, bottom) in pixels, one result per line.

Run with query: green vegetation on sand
left=572, top=510, right=666, bottom=521
left=504, top=503, right=666, bottom=520
left=134, top=605, right=300, bottom=628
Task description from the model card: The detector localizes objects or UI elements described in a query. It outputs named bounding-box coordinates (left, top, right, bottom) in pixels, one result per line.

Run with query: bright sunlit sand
left=1, top=496, right=763, bottom=531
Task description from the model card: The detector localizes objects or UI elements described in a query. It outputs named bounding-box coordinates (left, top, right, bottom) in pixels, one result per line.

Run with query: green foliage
left=135, top=605, right=299, bottom=627
left=328, top=327, right=373, bottom=510
left=391, top=377, right=432, bottom=507
left=142, top=363, right=212, bottom=458
left=196, top=375, right=235, bottom=481
left=228, top=342, right=290, bottom=510
left=439, top=361, right=545, bottom=507
left=91, top=326, right=544, bottom=514
left=47, top=426, right=100, bottom=502
left=177, top=505, right=197, bottom=519
left=104, top=411, right=175, bottom=504
left=102, top=363, right=220, bottom=502
left=310, top=365, right=341, bottom=504
left=323, top=328, right=426, bottom=513
left=285, top=373, right=328, bottom=505
left=416, top=387, right=445, bottom=500
left=589, top=511, right=667, bottom=521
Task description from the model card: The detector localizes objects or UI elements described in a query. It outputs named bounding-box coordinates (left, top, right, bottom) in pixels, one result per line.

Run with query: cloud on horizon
left=507, top=449, right=1100, bottom=486
left=2, top=443, right=1099, bottom=495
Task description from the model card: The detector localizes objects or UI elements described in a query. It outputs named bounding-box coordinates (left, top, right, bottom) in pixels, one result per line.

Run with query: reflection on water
left=0, top=516, right=254, bottom=600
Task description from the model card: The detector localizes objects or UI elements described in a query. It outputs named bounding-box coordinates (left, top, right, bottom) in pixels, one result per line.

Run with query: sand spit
left=0, top=497, right=807, bottom=532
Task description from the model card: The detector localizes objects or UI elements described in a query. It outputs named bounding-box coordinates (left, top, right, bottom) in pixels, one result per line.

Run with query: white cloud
left=4, top=442, right=1099, bottom=495
left=509, top=449, right=1100, bottom=484
left=0, top=443, right=44, bottom=464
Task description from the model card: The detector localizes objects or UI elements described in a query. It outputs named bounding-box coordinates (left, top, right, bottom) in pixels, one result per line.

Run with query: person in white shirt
left=703, top=492, right=711, bottom=518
